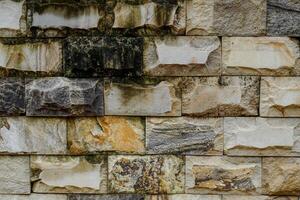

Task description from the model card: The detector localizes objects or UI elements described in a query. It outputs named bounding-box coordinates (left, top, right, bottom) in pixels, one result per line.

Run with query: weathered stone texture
left=64, top=37, right=143, bottom=77
left=69, top=194, right=144, bottom=200
left=68, top=116, right=145, bottom=154
left=25, top=77, right=104, bottom=116
left=146, top=117, right=223, bottom=155
left=31, top=155, right=107, bottom=193
left=0, top=194, right=68, bottom=200
left=0, top=156, right=30, bottom=194
left=223, top=195, right=298, bottom=200
left=186, top=156, right=261, bottom=194
left=146, top=195, right=222, bottom=200
left=108, top=155, right=184, bottom=194
left=186, top=0, right=266, bottom=36
left=222, top=37, right=300, bottom=75
left=182, top=76, right=259, bottom=116
left=260, top=77, right=300, bottom=117
left=143, top=36, right=221, bottom=76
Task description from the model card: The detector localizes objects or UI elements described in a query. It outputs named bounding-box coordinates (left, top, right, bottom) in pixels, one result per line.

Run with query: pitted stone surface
left=0, top=194, right=68, bottom=200
left=69, top=194, right=144, bottom=200
left=223, top=195, right=297, bottom=200
left=146, top=195, right=222, bottom=200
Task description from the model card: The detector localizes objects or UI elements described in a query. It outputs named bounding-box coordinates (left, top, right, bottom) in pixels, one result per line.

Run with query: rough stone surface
left=186, top=0, right=266, bottom=36
left=223, top=195, right=298, bottom=200
left=182, top=76, right=259, bottom=116
left=262, top=157, right=300, bottom=195
left=267, top=0, right=300, bottom=36
left=143, top=36, right=221, bottom=76
left=0, top=156, right=30, bottom=194
left=25, top=77, right=104, bottom=116
left=0, top=77, right=25, bottom=116
left=0, top=194, right=67, bottom=200
left=260, top=77, right=300, bottom=117
left=69, top=194, right=144, bottom=200
left=146, top=117, right=223, bottom=155
left=108, top=155, right=184, bottom=194
left=146, top=195, right=222, bottom=200
left=104, top=78, right=181, bottom=116
left=222, top=37, right=300, bottom=75
left=31, top=155, right=107, bottom=193
left=68, top=116, right=145, bottom=154
left=64, top=37, right=143, bottom=77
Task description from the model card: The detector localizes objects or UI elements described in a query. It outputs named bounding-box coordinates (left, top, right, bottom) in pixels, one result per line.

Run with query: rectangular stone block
left=224, top=117, right=300, bottom=156
left=146, top=195, right=222, bottom=200
left=143, top=36, right=221, bottom=76
left=186, top=0, right=266, bottom=36
left=25, top=77, right=104, bottom=116
left=69, top=194, right=144, bottom=200
left=108, top=155, right=184, bottom=194
left=31, top=155, right=107, bottom=193
left=186, top=156, right=261, bottom=194
left=146, top=117, right=223, bottom=155
left=68, top=116, right=145, bottom=154
left=104, top=78, right=181, bottom=116
left=222, top=37, right=300, bottom=75
left=64, top=37, right=143, bottom=77
left=0, top=39, right=62, bottom=76
left=0, top=156, right=30, bottom=194
left=262, top=157, right=300, bottom=195
left=0, top=194, right=67, bottom=200
left=182, top=76, right=259, bottom=117
left=260, top=77, right=300, bottom=117
left=223, top=195, right=298, bottom=200
left=0, top=77, right=25, bottom=116
left=267, top=0, right=300, bottom=36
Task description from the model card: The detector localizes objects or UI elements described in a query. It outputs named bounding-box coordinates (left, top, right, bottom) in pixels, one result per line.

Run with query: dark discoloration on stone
left=69, top=194, right=145, bottom=200
left=0, top=78, right=25, bottom=116
left=25, top=77, right=104, bottom=116
left=64, top=37, right=143, bottom=77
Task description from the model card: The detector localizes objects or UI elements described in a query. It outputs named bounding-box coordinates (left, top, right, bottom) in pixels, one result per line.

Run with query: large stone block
left=108, top=155, right=184, bottom=194
left=222, top=37, right=300, bottom=75
left=25, top=77, right=104, bottom=116
left=31, top=155, right=107, bottom=193
left=186, top=0, right=266, bottom=36
left=69, top=194, right=144, bottom=200
left=182, top=76, right=259, bottom=116
left=146, top=195, right=222, bottom=200
left=223, top=195, right=297, bottom=200
left=143, top=36, right=221, bottom=76
left=0, top=194, right=67, bottom=200
left=146, top=117, right=223, bottom=155
left=186, top=156, right=261, bottom=194
left=260, top=77, right=300, bottom=117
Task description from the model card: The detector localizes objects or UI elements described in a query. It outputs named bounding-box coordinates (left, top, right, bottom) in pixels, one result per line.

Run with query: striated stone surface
left=0, top=78, right=24, bottom=116
left=146, top=195, right=222, bottom=200
left=108, top=155, right=184, bottom=194
left=68, top=116, right=145, bottom=154
left=25, top=77, right=104, bottom=116
left=186, top=156, right=262, bottom=194
left=182, top=76, right=259, bottom=116
left=262, top=157, right=300, bottom=195
left=104, top=79, right=181, bottom=116
left=69, top=194, right=144, bottom=200
left=224, top=117, right=300, bottom=156
left=186, top=0, right=266, bottom=36
left=143, top=36, right=221, bottom=76
left=222, top=37, right=300, bottom=75
left=0, top=39, right=62, bottom=76
left=146, top=117, right=223, bottom=155
left=0, top=194, right=67, bottom=200
left=0, top=156, right=30, bottom=194
left=223, top=195, right=297, bottom=200
left=267, top=0, right=300, bottom=36
left=260, top=77, right=300, bottom=117
left=31, top=155, right=107, bottom=193
left=64, top=37, right=143, bottom=77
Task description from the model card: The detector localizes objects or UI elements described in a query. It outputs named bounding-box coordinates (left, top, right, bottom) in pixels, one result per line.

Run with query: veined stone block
left=0, top=77, right=25, bottom=116
left=224, top=117, right=300, bottom=156
left=0, top=117, right=67, bottom=154
left=143, top=36, right=221, bottom=76
left=267, top=0, right=300, bottom=36
left=25, top=77, right=104, bottom=116
left=108, top=155, right=184, bottom=194
left=262, top=157, right=300, bottom=195
left=31, top=155, right=107, bottom=193
left=260, top=77, right=300, bottom=117
left=182, top=76, right=259, bottom=117
left=186, top=156, right=262, bottom=194
left=146, top=195, right=222, bottom=200
left=69, top=194, right=144, bottom=200
left=146, top=117, right=223, bottom=155
left=104, top=78, right=181, bottom=116
left=223, top=195, right=298, bottom=200
left=186, top=0, right=266, bottom=36
left=222, top=37, right=300, bottom=75
left=64, top=37, right=143, bottom=77
left=0, top=39, right=62, bottom=76
left=0, top=156, right=30, bottom=194
left=68, top=116, right=145, bottom=154
left=0, top=194, right=67, bottom=200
